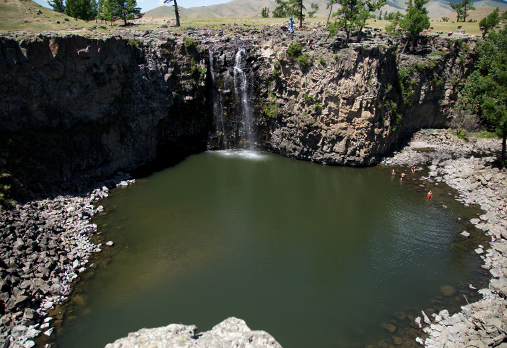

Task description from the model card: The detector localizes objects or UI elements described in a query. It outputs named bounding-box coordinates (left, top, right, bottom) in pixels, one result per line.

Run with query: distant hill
left=145, top=0, right=507, bottom=19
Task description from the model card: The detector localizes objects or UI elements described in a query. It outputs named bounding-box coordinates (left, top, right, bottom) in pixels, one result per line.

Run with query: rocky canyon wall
left=0, top=28, right=473, bottom=196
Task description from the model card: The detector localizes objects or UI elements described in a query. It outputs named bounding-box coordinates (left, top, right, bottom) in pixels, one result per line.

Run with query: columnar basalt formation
left=0, top=28, right=469, bottom=195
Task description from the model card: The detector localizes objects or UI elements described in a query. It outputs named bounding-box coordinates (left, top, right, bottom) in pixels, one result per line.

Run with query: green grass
left=475, top=130, right=498, bottom=139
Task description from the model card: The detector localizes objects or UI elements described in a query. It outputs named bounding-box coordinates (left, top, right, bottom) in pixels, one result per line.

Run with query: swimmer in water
left=428, top=190, right=432, bottom=199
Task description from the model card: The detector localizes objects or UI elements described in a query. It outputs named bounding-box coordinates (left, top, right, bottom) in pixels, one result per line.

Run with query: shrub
left=263, top=93, right=277, bottom=118
left=286, top=43, right=302, bottom=59
left=272, top=69, right=280, bottom=78
left=303, top=93, right=314, bottom=104
left=274, top=60, right=281, bottom=70
left=314, top=103, right=322, bottom=112
left=297, top=53, right=312, bottom=69
left=184, top=37, right=197, bottom=50
left=427, top=59, right=436, bottom=70
left=431, top=78, right=444, bottom=89
left=127, top=39, right=140, bottom=47
left=319, top=56, right=326, bottom=65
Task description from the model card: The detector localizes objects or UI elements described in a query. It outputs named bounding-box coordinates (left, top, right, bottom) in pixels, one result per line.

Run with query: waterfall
left=208, top=47, right=255, bottom=150
left=209, top=50, right=228, bottom=148
left=233, top=48, right=255, bottom=149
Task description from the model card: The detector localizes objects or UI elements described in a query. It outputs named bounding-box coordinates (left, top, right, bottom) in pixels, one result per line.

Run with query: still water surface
left=53, top=150, right=486, bottom=347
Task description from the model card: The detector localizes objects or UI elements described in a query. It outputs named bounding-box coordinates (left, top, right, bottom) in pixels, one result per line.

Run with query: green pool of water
left=50, top=150, right=487, bottom=348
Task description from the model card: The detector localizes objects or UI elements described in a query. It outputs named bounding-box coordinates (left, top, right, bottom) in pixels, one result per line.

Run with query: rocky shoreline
left=0, top=174, right=135, bottom=348
left=382, top=129, right=507, bottom=347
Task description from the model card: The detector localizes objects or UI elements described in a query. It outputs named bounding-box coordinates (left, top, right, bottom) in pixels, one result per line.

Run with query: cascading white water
left=209, top=50, right=228, bottom=148
left=233, top=48, right=254, bottom=149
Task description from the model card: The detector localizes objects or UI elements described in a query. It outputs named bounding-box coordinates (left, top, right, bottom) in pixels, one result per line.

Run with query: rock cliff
left=0, top=28, right=471, bottom=195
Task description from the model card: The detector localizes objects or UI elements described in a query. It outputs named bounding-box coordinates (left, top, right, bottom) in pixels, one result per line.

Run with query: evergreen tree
left=329, top=0, right=385, bottom=43
left=308, top=2, right=319, bottom=18
left=164, top=0, right=180, bottom=27
left=98, top=0, right=115, bottom=23
left=325, top=0, right=338, bottom=26
left=460, top=0, right=475, bottom=22
left=459, top=27, right=507, bottom=167
left=401, top=0, right=430, bottom=50
left=449, top=0, right=462, bottom=22
left=272, top=7, right=286, bottom=17
left=261, top=7, right=270, bottom=17
left=479, top=7, right=500, bottom=38
left=65, top=0, right=95, bottom=20
left=112, top=0, right=142, bottom=26
left=273, top=0, right=305, bottom=27
left=385, top=10, right=404, bottom=34
left=48, top=0, right=65, bottom=13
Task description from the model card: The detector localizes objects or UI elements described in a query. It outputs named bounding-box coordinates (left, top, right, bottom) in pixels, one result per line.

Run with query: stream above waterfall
left=50, top=150, right=488, bottom=348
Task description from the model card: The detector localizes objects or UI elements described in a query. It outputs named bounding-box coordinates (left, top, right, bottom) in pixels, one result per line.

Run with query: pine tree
left=112, top=0, right=142, bottom=26
left=479, top=7, right=500, bottom=37
left=449, top=0, right=462, bottom=22
left=261, top=7, right=270, bottom=17
left=273, top=0, right=305, bottom=27
left=65, top=0, right=95, bottom=20
left=308, top=3, right=319, bottom=18
left=461, top=0, right=475, bottom=22
left=48, top=0, right=65, bottom=13
left=164, top=0, right=180, bottom=27
left=329, top=0, right=385, bottom=43
left=98, top=0, right=115, bottom=23
left=401, top=0, right=430, bottom=50
left=385, top=10, right=404, bottom=34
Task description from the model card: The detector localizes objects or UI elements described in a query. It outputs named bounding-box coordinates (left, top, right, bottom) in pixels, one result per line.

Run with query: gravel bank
left=0, top=174, right=135, bottom=348
left=382, top=129, right=507, bottom=348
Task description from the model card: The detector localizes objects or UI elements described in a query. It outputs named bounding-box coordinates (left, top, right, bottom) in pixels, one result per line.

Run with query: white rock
left=106, top=241, right=114, bottom=246
left=422, top=310, right=431, bottom=325
left=461, top=231, right=470, bottom=237
left=415, top=316, right=422, bottom=328
left=44, top=328, right=54, bottom=336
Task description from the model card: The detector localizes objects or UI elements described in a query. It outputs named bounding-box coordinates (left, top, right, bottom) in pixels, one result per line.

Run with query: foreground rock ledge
left=104, top=317, right=282, bottom=348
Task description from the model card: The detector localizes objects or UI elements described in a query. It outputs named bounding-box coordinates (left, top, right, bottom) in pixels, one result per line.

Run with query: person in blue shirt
left=288, top=17, right=294, bottom=34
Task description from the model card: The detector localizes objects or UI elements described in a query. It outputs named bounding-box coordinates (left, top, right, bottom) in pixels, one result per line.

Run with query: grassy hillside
left=0, top=0, right=109, bottom=33
left=146, top=0, right=507, bottom=19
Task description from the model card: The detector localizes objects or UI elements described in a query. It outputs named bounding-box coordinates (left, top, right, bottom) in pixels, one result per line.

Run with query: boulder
left=104, top=317, right=282, bottom=348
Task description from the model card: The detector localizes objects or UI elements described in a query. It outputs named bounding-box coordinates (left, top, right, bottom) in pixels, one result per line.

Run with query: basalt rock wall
left=0, top=32, right=211, bottom=196
left=0, top=29, right=472, bottom=196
